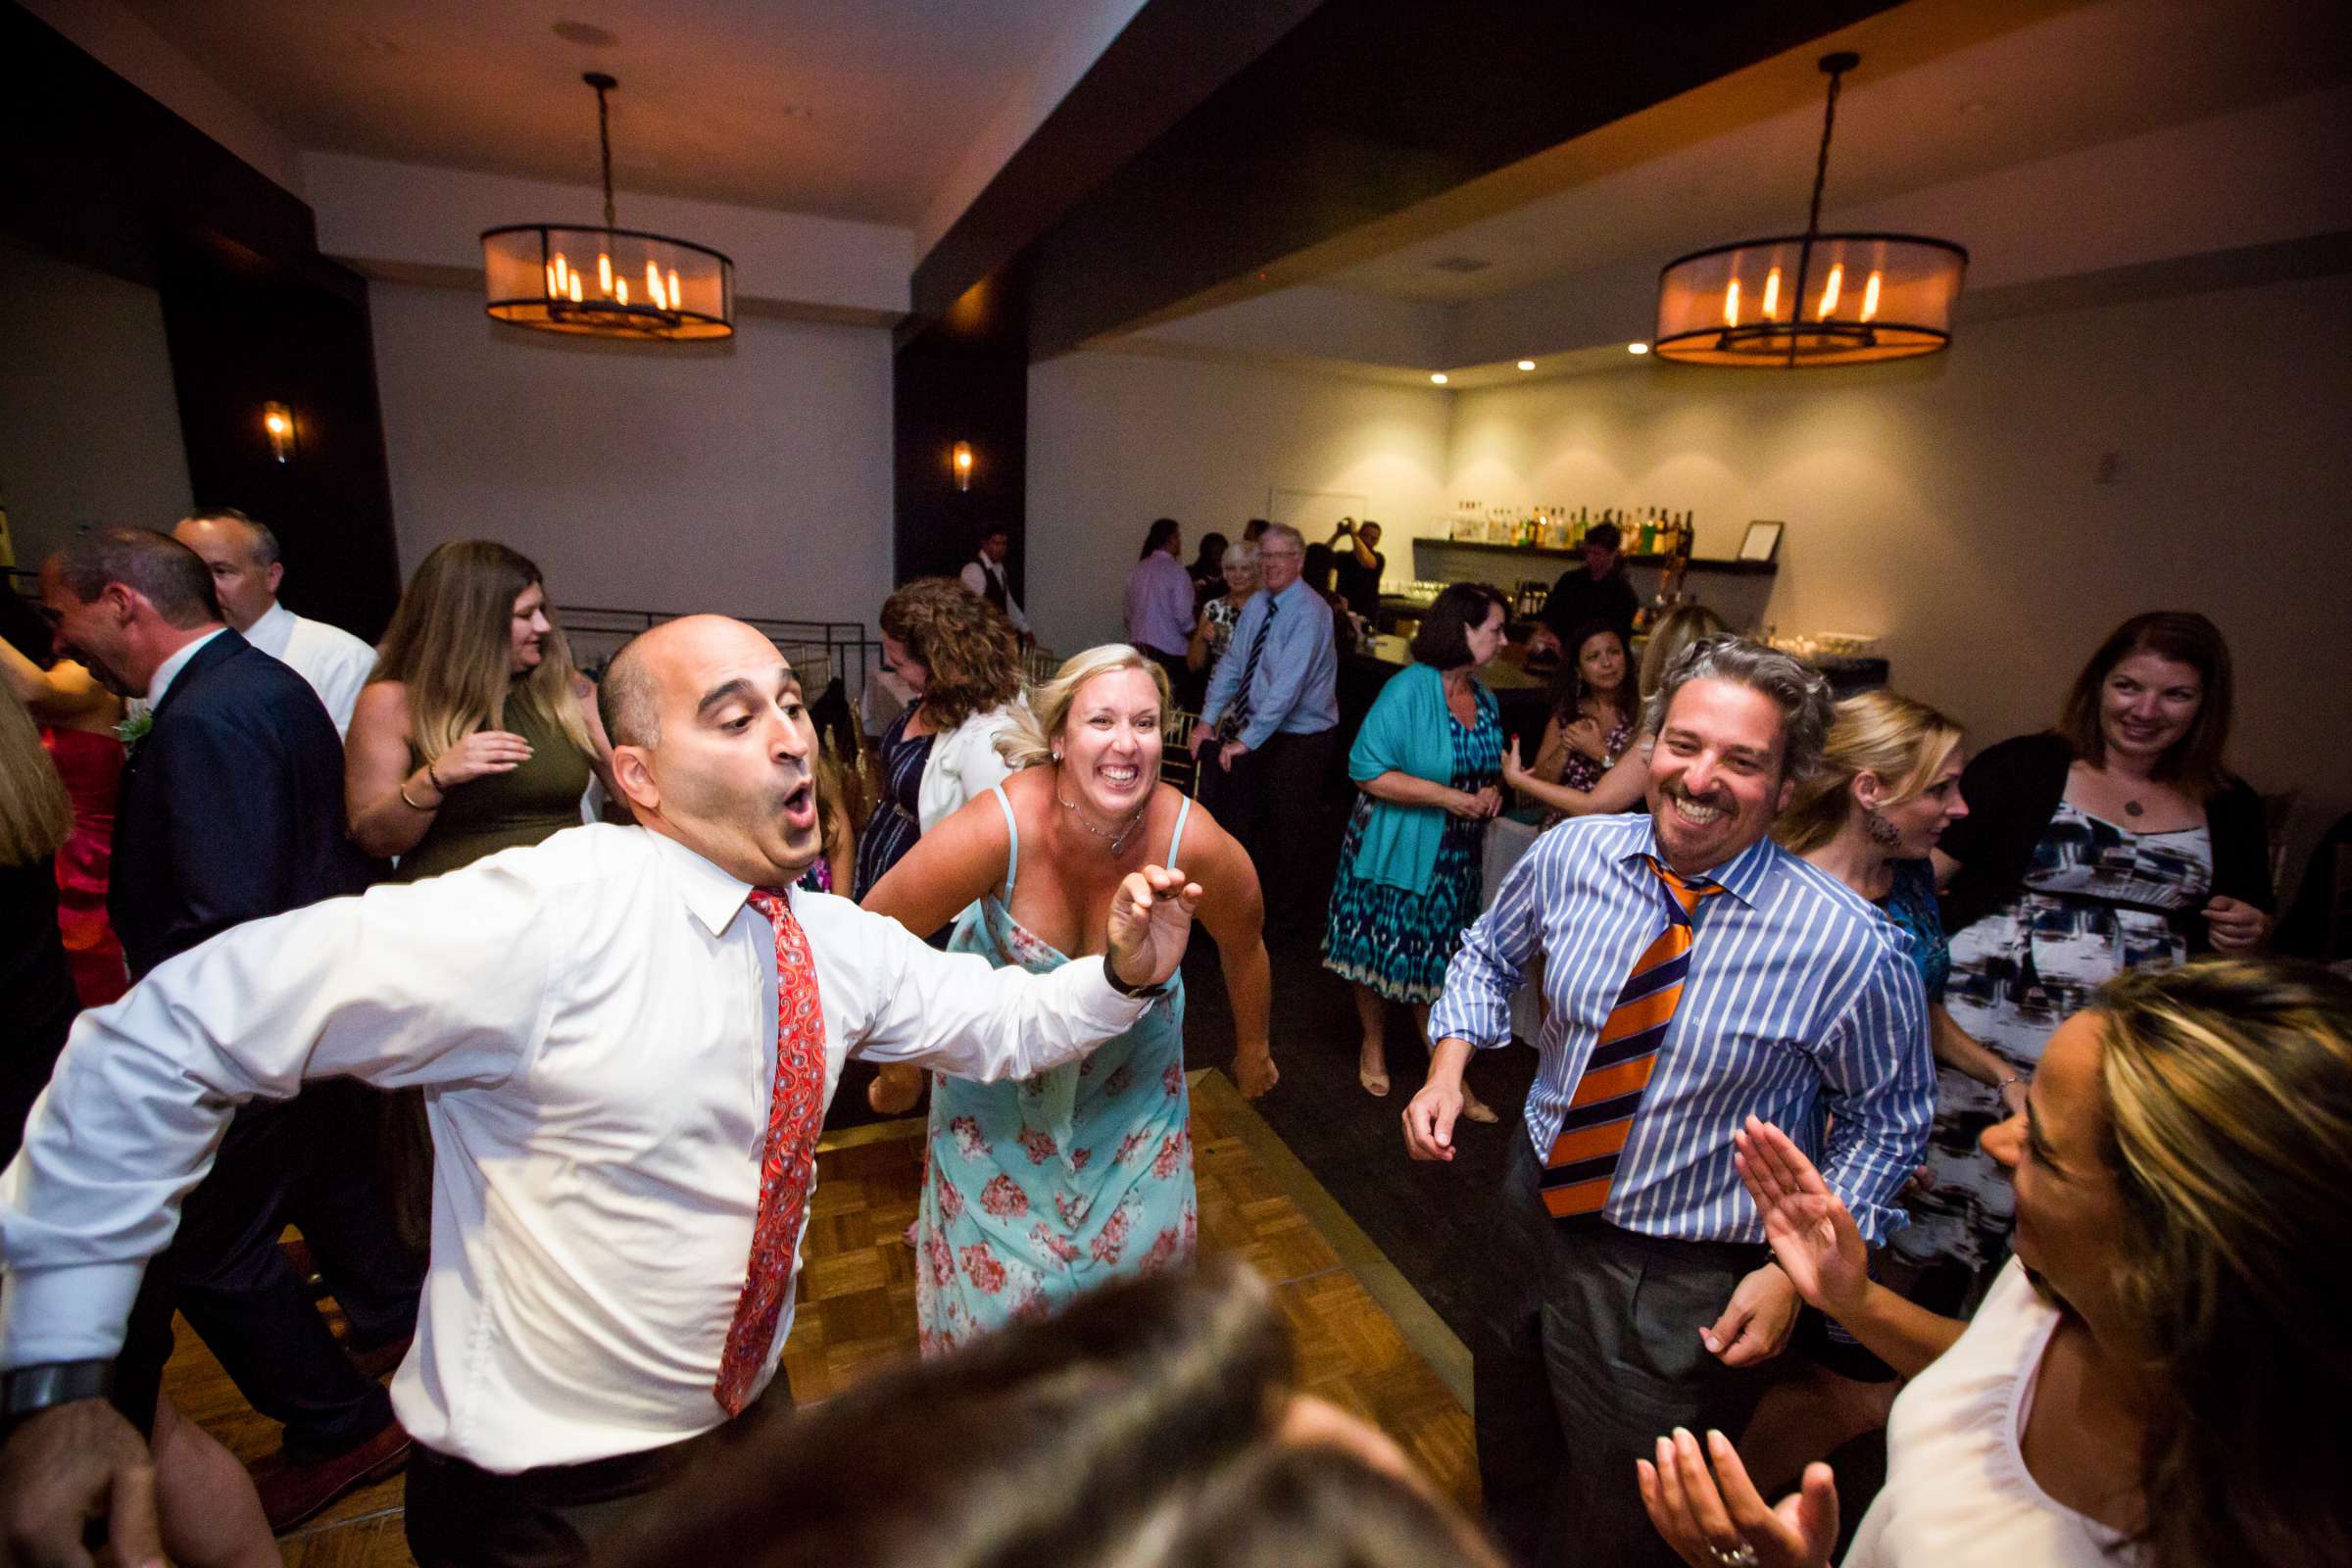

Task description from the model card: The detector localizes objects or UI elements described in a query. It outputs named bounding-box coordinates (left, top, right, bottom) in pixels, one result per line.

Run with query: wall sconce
left=263, top=402, right=296, bottom=465
left=952, top=441, right=974, bottom=492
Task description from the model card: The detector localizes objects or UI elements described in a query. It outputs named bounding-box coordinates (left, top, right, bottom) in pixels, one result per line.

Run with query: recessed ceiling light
left=1628, top=342, right=1651, bottom=355
left=1516, top=360, right=1536, bottom=371
left=552, top=20, right=619, bottom=47
left=1429, top=372, right=1448, bottom=385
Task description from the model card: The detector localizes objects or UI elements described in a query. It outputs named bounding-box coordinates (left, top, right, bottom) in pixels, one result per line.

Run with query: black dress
left=1, top=858, right=80, bottom=1165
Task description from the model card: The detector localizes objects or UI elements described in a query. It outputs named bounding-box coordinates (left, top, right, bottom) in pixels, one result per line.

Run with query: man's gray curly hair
left=1642, top=634, right=1836, bottom=785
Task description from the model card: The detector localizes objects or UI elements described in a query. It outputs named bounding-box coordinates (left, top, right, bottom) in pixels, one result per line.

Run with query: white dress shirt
left=241, top=600, right=377, bottom=736
left=958, top=558, right=1029, bottom=633
left=144, top=626, right=226, bottom=705
left=0, top=824, right=1150, bottom=1471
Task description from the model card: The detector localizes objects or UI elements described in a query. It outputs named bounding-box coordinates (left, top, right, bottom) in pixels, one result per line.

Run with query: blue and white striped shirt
left=1430, top=813, right=1934, bottom=1245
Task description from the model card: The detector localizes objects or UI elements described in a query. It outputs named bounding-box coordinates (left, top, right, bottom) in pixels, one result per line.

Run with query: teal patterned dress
left=1322, top=694, right=1504, bottom=1003
left=914, top=785, right=1199, bottom=1353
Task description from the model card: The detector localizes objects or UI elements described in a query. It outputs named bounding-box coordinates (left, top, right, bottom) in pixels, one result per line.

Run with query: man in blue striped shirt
left=1191, top=522, right=1339, bottom=927
left=1407, top=637, right=1932, bottom=1567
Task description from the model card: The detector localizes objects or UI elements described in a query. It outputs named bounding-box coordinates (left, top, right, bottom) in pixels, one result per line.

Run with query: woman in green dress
left=344, top=541, right=615, bottom=1250
left=345, top=541, right=614, bottom=878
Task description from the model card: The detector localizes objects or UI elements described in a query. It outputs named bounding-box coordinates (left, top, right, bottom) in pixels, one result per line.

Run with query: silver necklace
left=1056, top=789, right=1147, bottom=855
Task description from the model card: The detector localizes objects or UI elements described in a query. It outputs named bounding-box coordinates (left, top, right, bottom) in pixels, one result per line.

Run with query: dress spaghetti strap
left=1167, top=791, right=1194, bottom=868
left=988, top=781, right=1019, bottom=897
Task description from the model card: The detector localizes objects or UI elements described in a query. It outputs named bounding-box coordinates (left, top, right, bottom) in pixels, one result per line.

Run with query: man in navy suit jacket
left=41, top=527, right=418, bottom=1531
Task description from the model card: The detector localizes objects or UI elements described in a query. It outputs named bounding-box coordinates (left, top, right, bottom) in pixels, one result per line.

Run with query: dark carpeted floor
left=1178, top=922, right=1537, bottom=1363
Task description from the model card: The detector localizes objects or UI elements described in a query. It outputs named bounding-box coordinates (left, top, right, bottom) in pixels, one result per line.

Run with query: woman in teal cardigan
left=1324, top=583, right=1509, bottom=1113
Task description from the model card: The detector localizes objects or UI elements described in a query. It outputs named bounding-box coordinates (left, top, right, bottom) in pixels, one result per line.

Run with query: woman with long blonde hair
left=863, top=644, right=1272, bottom=1352
left=1644, top=956, right=2352, bottom=1568
left=346, top=541, right=614, bottom=876
left=1, top=681, right=78, bottom=1164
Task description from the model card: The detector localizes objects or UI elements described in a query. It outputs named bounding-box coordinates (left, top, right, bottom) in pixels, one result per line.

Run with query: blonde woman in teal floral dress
left=1324, top=584, right=1509, bottom=1116
left=863, top=646, right=1273, bottom=1352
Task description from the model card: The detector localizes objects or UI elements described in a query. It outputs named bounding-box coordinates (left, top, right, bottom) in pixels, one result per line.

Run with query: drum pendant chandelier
left=1652, top=53, right=1966, bottom=368
left=481, top=73, right=735, bottom=341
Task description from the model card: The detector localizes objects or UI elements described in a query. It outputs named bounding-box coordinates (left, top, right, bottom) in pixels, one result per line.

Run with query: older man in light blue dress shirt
left=1191, top=522, right=1339, bottom=926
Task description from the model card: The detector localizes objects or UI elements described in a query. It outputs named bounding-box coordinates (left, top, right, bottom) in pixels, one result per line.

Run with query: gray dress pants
left=1479, top=1127, right=1777, bottom=1568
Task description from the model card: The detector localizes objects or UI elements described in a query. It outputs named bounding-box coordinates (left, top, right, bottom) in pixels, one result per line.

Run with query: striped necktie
left=1540, top=855, right=1725, bottom=1221
left=1219, top=598, right=1277, bottom=741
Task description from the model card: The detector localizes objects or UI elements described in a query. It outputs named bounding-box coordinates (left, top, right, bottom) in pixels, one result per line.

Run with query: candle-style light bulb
left=568, top=272, right=583, bottom=304
left=1723, top=278, right=1740, bottom=328
left=1762, top=267, right=1782, bottom=319
left=554, top=254, right=568, bottom=292
left=615, top=275, right=629, bottom=306
left=598, top=252, right=612, bottom=293
left=647, top=261, right=664, bottom=311
left=546, top=263, right=559, bottom=297
left=1861, top=270, right=1883, bottom=322
left=668, top=270, right=682, bottom=312
left=1817, top=264, right=1843, bottom=318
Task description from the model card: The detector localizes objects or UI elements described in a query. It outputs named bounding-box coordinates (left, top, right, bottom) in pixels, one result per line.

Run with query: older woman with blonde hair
left=346, top=540, right=613, bottom=876
left=1644, top=956, right=2352, bottom=1568
left=863, top=644, right=1273, bottom=1351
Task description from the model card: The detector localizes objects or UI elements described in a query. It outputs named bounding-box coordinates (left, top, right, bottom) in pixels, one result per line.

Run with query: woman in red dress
left=4, top=601, right=128, bottom=1004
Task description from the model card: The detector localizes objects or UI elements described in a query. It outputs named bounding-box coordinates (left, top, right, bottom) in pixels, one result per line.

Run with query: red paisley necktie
left=713, top=888, right=829, bottom=1416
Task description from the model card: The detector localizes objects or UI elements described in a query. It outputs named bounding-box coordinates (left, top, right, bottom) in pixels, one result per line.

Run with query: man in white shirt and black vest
left=957, top=523, right=1030, bottom=640
left=0, top=613, right=1204, bottom=1568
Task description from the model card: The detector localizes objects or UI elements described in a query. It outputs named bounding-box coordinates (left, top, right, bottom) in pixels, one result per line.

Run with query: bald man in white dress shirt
left=173, top=510, right=375, bottom=735
left=0, top=614, right=1205, bottom=1568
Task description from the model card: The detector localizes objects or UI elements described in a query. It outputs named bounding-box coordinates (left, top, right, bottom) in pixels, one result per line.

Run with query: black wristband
left=1104, top=959, right=1171, bottom=1000
left=0, top=1359, right=114, bottom=1429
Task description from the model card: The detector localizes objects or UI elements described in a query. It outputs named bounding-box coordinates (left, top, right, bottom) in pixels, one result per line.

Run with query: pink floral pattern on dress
left=913, top=790, right=1201, bottom=1353
left=958, top=1242, right=1008, bottom=1295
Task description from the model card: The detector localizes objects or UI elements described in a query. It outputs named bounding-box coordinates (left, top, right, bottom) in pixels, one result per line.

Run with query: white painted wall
left=0, top=240, right=193, bottom=566
left=368, top=280, right=894, bottom=632
left=1446, top=269, right=2352, bottom=864
left=1025, top=349, right=1450, bottom=650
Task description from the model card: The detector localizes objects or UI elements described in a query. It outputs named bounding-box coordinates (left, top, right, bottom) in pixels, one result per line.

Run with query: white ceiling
left=115, top=0, right=1126, bottom=226
left=1321, top=0, right=2352, bottom=304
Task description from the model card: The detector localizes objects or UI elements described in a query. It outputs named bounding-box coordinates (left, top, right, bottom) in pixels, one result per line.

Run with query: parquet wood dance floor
left=160, top=1070, right=1476, bottom=1566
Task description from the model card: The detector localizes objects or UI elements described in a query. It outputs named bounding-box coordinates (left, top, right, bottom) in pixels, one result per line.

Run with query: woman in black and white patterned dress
left=1900, top=612, right=2274, bottom=1307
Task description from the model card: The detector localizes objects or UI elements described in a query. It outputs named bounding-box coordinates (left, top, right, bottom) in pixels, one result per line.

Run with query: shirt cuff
left=0, top=1262, right=144, bottom=1368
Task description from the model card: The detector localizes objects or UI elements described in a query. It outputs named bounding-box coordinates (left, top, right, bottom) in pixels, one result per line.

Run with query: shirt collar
left=1267, top=577, right=1308, bottom=609
left=147, top=627, right=228, bottom=705
left=1619, top=814, right=1781, bottom=908
left=244, top=600, right=295, bottom=654
left=642, top=829, right=768, bottom=936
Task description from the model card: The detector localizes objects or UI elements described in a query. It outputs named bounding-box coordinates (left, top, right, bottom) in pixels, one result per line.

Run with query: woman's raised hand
left=431, top=729, right=533, bottom=788
left=1500, top=736, right=1531, bottom=790
left=1639, top=1428, right=1838, bottom=1568
left=1732, top=1116, right=1870, bottom=1318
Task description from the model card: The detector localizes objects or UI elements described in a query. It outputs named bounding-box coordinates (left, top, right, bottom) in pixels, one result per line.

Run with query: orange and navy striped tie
left=1540, top=856, right=1725, bottom=1220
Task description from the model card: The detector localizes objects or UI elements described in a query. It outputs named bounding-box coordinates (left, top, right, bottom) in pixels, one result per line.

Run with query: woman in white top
left=1640, top=957, right=2352, bottom=1568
